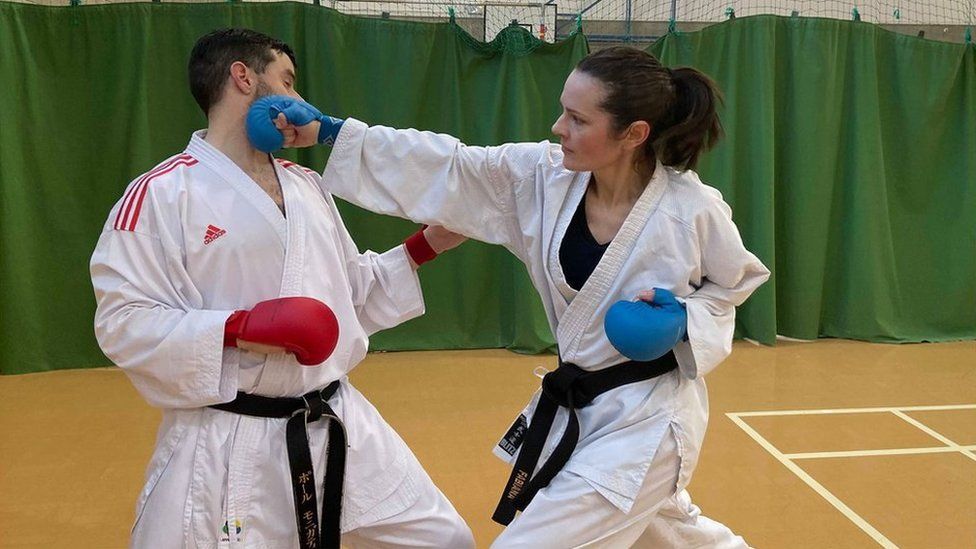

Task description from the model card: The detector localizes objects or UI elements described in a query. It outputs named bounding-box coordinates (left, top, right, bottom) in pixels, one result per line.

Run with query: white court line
left=784, top=445, right=976, bottom=460
left=732, top=403, right=976, bottom=417
left=890, top=410, right=976, bottom=463
left=727, top=413, right=897, bottom=548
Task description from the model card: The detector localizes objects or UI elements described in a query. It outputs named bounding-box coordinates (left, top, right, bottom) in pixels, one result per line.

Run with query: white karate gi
left=90, top=131, right=473, bottom=549
left=320, top=120, right=770, bottom=548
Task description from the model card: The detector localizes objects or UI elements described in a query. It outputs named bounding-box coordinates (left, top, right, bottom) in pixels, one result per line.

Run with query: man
left=90, top=28, right=472, bottom=549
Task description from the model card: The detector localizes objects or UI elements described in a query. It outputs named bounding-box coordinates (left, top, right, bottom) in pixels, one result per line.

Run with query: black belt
left=492, top=353, right=678, bottom=525
left=210, top=381, right=345, bottom=549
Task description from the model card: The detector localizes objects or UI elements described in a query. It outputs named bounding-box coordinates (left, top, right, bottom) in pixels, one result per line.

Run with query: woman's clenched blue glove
left=604, top=288, right=688, bottom=362
left=246, top=95, right=345, bottom=152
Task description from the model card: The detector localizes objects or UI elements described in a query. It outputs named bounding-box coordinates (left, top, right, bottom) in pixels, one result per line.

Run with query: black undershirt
left=559, top=192, right=611, bottom=291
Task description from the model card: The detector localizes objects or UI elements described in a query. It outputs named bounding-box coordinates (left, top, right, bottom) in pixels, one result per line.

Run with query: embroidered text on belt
left=492, top=354, right=678, bottom=525
left=211, top=381, right=345, bottom=549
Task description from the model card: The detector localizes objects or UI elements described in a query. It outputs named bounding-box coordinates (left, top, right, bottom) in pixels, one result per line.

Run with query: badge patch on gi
left=497, top=414, right=528, bottom=456
left=219, top=519, right=242, bottom=542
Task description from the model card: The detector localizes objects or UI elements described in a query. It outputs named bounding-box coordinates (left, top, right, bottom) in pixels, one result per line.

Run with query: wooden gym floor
left=1, top=340, right=973, bottom=548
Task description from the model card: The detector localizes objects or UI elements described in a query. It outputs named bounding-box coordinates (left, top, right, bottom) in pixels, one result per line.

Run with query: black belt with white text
left=210, top=380, right=345, bottom=549
left=492, top=354, right=678, bottom=525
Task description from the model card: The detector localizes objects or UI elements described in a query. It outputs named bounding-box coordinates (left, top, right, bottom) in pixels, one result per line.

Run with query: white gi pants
left=130, top=383, right=473, bottom=549
left=343, top=457, right=474, bottom=548
left=491, top=427, right=748, bottom=549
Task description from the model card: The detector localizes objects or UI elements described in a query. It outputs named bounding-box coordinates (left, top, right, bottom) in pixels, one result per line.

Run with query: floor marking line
left=784, top=445, right=976, bottom=459
left=727, top=413, right=897, bottom=548
left=731, top=404, right=976, bottom=417
left=890, top=410, right=976, bottom=463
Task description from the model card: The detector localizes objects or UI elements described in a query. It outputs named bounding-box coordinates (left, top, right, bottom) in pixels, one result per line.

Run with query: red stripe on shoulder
left=115, top=154, right=193, bottom=230
left=275, top=158, right=319, bottom=189
left=275, top=158, right=317, bottom=174
left=275, top=158, right=319, bottom=186
left=121, top=156, right=198, bottom=232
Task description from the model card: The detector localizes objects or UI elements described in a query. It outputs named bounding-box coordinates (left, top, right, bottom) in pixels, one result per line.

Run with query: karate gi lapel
left=272, top=160, right=307, bottom=298
left=553, top=161, right=670, bottom=360
left=252, top=163, right=310, bottom=396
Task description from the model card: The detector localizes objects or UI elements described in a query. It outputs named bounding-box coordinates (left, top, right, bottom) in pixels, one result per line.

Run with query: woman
left=264, top=46, right=769, bottom=547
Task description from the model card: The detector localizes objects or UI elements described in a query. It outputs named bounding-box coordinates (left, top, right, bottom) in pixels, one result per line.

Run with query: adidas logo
left=204, top=224, right=227, bottom=245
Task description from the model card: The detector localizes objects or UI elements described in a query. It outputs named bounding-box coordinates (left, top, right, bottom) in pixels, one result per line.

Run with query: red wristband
left=404, top=228, right=437, bottom=266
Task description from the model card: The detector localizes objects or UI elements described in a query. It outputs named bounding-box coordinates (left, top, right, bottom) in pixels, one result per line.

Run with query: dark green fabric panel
left=651, top=15, right=976, bottom=343
left=3, top=5, right=973, bottom=375
left=0, top=2, right=585, bottom=373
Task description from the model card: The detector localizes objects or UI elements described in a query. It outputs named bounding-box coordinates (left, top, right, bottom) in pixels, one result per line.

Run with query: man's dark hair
left=188, top=28, right=297, bottom=115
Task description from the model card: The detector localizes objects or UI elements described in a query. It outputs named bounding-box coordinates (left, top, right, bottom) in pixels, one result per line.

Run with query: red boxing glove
left=224, top=297, right=339, bottom=366
left=404, top=227, right=437, bottom=267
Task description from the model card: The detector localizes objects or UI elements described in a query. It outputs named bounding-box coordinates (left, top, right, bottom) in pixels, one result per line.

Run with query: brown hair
left=188, top=28, right=297, bottom=115
left=575, top=46, right=724, bottom=170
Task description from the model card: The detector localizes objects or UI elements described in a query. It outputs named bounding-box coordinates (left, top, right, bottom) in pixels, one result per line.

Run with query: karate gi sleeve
left=324, top=193, right=426, bottom=336
left=673, top=198, right=770, bottom=379
left=90, top=213, right=238, bottom=409
left=320, top=118, right=545, bottom=256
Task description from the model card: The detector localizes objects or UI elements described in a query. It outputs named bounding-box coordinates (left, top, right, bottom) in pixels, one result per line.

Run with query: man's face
left=254, top=51, right=303, bottom=102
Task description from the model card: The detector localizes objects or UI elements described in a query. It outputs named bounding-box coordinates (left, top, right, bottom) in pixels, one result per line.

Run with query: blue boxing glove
left=604, top=288, right=688, bottom=362
left=246, top=95, right=345, bottom=153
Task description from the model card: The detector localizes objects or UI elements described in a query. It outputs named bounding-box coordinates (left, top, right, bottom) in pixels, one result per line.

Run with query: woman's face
left=551, top=70, right=632, bottom=173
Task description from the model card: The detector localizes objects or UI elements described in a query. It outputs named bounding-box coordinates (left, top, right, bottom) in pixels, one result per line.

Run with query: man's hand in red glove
left=224, top=297, right=339, bottom=366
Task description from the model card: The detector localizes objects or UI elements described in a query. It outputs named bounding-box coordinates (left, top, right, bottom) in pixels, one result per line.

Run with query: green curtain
left=651, top=15, right=976, bottom=343
left=0, top=2, right=585, bottom=374
left=1, top=5, right=973, bottom=375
